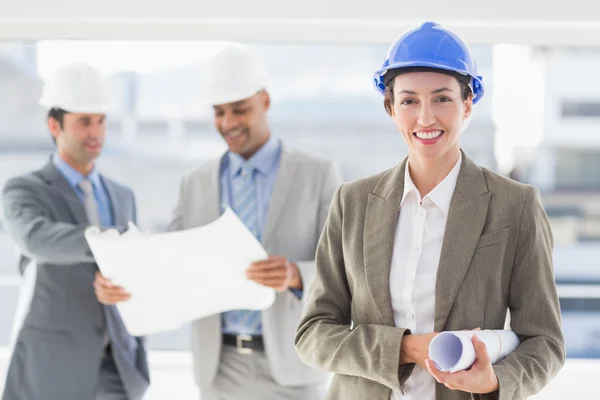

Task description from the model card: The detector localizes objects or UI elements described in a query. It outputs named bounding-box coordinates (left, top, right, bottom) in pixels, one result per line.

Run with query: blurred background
left=0, top=0, right=598, bottom=398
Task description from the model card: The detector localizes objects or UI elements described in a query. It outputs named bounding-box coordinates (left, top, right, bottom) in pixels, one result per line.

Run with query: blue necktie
left=228, top=163, right=262, bottom=334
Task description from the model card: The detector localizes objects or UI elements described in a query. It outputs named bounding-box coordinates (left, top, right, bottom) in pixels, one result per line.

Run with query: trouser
left=202, top=345, right=324, bottom=400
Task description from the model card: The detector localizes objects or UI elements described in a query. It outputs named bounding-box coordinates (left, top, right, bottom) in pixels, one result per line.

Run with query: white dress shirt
left=390, top=154, right=462, bottom=400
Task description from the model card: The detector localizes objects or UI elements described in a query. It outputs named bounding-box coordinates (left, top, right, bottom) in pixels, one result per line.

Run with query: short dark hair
left=383, top=76, right=472, bottom=116
left=48, top=108, right=67, bottom=128
left=47, top=108, right=68, bottom=145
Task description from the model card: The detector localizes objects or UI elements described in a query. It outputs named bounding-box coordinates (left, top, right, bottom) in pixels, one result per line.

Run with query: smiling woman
left=295, top=21, right=565, bottom=400
left=384, top=71, right=472, bottom=184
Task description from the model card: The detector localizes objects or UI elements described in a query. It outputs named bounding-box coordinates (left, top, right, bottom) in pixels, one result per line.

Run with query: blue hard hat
left=373, top=21, right=485, bottom=104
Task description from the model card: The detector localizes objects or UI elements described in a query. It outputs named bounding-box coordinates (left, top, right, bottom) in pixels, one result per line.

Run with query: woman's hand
left=425, top=334, right=499, bottom=394
left=401, top=328, right=479, bottom=370
left=400, top=332, right=439, bottom=370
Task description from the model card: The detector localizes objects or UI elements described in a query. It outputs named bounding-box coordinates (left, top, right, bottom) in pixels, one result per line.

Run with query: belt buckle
left=236, top=334, right=254, bottom=355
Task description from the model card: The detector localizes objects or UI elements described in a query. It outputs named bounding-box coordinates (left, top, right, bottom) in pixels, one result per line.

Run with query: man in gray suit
left=95, top=44, right=342, bottom=399
left=2, top=63, right=149, bottom=400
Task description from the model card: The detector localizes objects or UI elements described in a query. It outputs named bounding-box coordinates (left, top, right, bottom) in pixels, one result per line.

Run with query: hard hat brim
left=207, top=87, right=266, bottom=106
left=39, top=98, right=109, bottom=114
left=373, top=61, right=485, bottom=104
left=382, top=66, right=472, bottom=88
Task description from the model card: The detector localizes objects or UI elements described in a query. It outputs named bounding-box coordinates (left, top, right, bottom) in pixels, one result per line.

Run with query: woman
left=295, top=21, right=565, bottom=400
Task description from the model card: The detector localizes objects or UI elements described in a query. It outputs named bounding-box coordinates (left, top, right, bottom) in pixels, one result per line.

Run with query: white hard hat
left=39, top=62, right=111, bottom=113
left=203, top=44, right=269, bottom=105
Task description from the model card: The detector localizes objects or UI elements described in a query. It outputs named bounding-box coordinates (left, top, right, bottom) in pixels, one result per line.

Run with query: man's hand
left=400, top=332, right=439, bottom=370
left=94, top=272, right=131, bottom=305
left=425, top=334, right=499, bottom=394
left=246, top=256, right=302, bottom=292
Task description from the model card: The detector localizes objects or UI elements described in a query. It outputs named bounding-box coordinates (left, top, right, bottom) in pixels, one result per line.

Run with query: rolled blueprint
left=429, top=330, right=520, bottom=373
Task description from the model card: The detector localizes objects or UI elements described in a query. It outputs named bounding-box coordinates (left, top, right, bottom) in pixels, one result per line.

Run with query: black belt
left=222, top=333, right=264, bottom=354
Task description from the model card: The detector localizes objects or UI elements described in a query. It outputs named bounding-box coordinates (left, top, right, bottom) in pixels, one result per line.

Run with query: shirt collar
left=52, top=154, right=102, bottom=191
left=401, top=153, right=462, bottom=215
left=228, top=136, right=281, bottom=178
left=401, top=165, right=419, bottom=206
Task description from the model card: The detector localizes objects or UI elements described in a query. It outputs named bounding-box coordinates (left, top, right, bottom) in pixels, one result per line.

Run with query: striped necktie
left=228, top=163, right=262, bottom=334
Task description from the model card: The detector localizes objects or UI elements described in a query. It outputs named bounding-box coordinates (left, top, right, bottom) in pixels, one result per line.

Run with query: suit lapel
left=262, top=147, right=299, bottom=247
left=363, top=160, right=406, bottom=326
left=207, top=158, right=222, bottom=223
left=39, top=159, right=88, bottom=224
left=102, top=177, right=126, bottom=226
left=189, top=156, right=229, bottom=229
left=434, top=153, right=491, bottom=331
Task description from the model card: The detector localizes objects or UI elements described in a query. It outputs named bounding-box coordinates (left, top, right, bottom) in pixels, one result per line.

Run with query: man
left=95, top=44, right=343, bottom=399
left=2, top=62, right=149, bottom=400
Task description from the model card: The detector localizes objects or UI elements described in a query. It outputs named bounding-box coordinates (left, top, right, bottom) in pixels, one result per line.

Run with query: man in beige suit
left=295, top=21, right=565, bottom=400
left=96, top=44, right=342, bottom=399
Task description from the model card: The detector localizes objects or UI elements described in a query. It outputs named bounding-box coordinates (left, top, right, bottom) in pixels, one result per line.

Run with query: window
left=561, top=297, right=600, bottom=313
left=556, top=150, right=600, bottom=191
left=562, top=101, right=600, bottom=118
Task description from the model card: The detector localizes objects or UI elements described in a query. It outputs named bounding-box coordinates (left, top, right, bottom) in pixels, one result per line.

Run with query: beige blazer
left=169, top=145, right=343, bottom=393
left=295, top=151, right=565, bottom=400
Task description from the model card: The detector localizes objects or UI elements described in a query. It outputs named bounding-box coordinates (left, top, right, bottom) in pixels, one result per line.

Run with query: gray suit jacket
left=1, top=160, right=149, bottom=400
left=168, top=145, right=343, bottom=392
left=295, top=152, right=565, bottom=400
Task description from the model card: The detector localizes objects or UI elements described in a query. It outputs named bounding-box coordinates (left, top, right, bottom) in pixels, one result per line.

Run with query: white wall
left=1, top=0, right=600, bottom=44
left=3, top=0, right=597, bottom=20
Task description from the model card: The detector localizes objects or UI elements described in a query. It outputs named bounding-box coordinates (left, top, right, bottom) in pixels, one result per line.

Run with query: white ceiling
left=2, top=0, right=600, bottom=45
